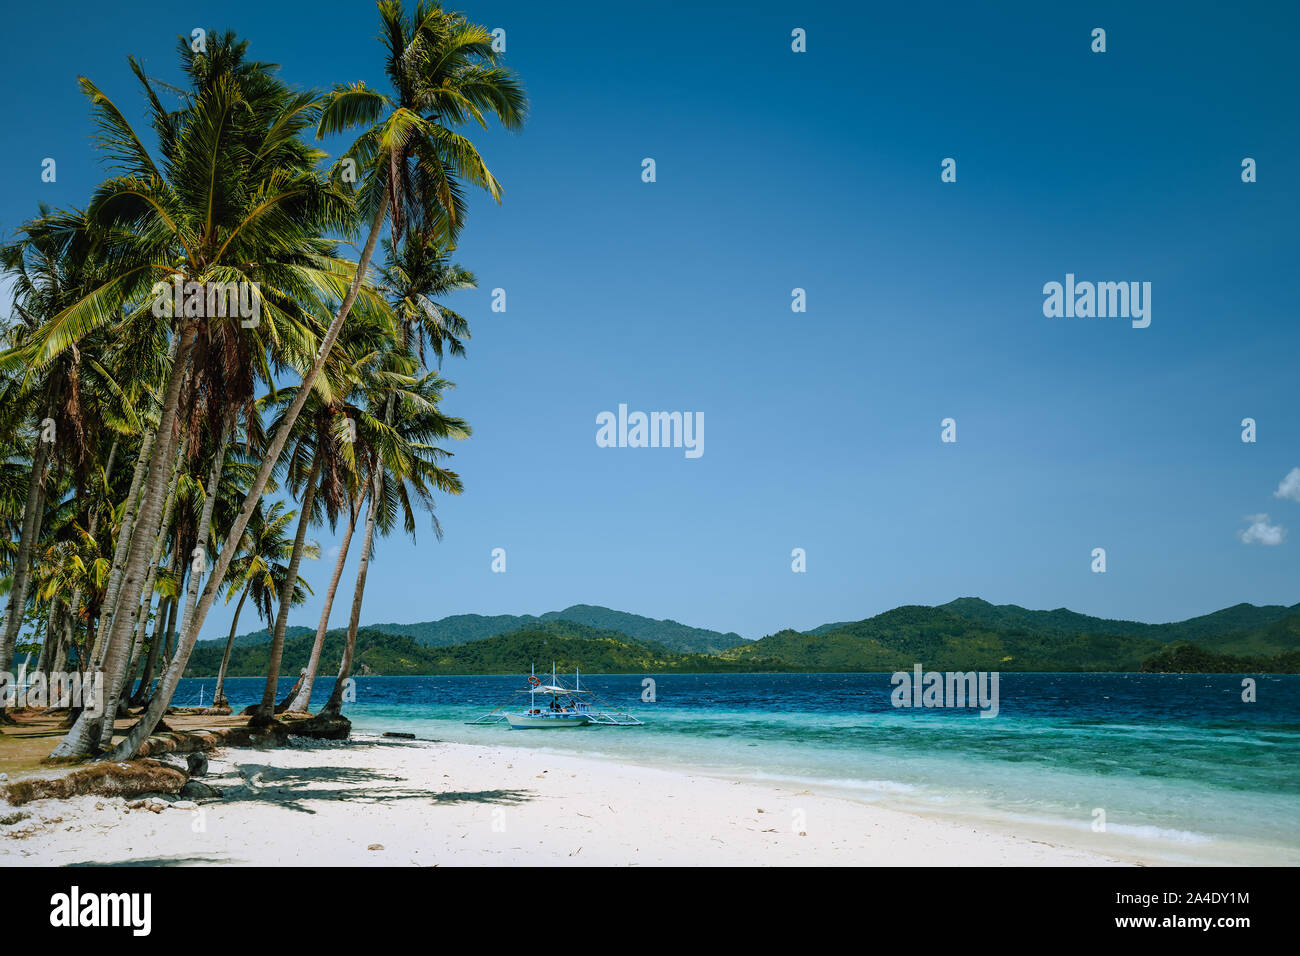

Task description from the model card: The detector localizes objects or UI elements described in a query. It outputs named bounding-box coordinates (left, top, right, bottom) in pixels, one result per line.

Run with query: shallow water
left=182, top=672, right=1300, bottom=864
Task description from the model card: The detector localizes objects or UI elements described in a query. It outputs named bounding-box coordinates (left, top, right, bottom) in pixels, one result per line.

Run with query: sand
left=0, top=735, right=1134, bottom=866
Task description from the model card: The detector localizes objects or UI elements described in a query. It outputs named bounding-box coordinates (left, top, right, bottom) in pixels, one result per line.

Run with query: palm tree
left=0, top=209, right=120, bottom=720
left=298, top=229, right=473, bottom=717
left=319, top=368, right=467, bottom=716
left=255, top=295, right=396, bottom=716
left=38, top=35, right=358, bottom=758
left=2, top=3, right=523, bottom=760
left=375, top=232, right=476, bottom=367
left=127, top=572, right=180, bottom=708
left=282, top=197, right=476, bottom=721
left=213, top=501, right=313, bottom=708
left=282, top=481, right=364, bottom=713
left=243, top=0, right=524, bottom=722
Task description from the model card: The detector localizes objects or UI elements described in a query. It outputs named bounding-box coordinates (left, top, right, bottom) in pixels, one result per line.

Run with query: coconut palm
left=280, top=230, right=469, bottom=714
left=0, top=209, right=122, bottom=720
left=0, top=4, right=520, bottom=760
left=213, top=501, right=313, bottom=708
left=374, top=232, right=476, bottom=367
left=254, top=296, right=395, bottom=716
left=37, top=35, right=360, bottom=758
left=239, top=0, right=523, bottom=722
left=319, top=368, right=467, bottom=716
left=281, top=481, right=364, bottom=713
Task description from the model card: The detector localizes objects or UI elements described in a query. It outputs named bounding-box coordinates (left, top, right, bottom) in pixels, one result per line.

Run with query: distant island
left=188, top=598, right=1300, bottom=677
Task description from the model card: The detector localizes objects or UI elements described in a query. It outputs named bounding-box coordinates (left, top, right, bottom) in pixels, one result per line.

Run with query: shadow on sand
left=203, top=755, right=535, bottom=814
left=70, top=856, right=232, bottom=867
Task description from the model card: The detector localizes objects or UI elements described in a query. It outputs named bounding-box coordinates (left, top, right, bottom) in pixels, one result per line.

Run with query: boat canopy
left=516, top=685, right=592, bottom=694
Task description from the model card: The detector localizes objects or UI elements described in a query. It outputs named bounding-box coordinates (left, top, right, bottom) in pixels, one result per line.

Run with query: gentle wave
left=747, top=771, right=919, bottom=794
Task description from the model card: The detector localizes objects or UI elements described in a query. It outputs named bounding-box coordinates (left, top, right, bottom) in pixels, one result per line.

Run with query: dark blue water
left=181, top=672, right=1300, bottom=863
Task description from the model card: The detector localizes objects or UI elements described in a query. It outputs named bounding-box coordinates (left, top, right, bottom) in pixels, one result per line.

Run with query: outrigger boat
left=466, top=664, right=643, bottom=729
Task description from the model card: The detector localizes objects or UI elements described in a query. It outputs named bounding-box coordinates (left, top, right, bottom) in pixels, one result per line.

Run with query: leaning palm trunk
left=117, top=595, right=157, bottom=711
left=275, top=671, right=306, bottom=713
left=142, top=597, right=181, bottom=710
left=50, top=323, right=197, bottom=759
left=103, top=192, right=390, bottom=761
left=117, top=440, right=185, bottom=705
left=131, top=597, right=172, bottom=706
left=89, top=428, right=157, bottom=667
left=120, top=592, right=160, bottom=706
left=0, top=406, right=56, bottom=718
left=35, top=601, right=59, bottom=677
left=284, top=491, right=363, bottom=712
left=259, top=447, right=323, bottom=716
left=99, top=413, right=231, bottom=751
left=49, top=632, right=69, bottom=684
left=320, top=468, right=381, bottom=716
left=213, top=587, right=250, bottom=708
left=51, top=605, right=72, bottom=676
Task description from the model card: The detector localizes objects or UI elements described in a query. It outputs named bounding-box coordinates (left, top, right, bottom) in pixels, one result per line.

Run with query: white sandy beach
left=0, top=736, right=1138, bottom=866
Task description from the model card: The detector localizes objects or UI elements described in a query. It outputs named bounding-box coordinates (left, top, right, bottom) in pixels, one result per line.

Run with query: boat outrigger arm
left=466, top=664, right=644, bottom=728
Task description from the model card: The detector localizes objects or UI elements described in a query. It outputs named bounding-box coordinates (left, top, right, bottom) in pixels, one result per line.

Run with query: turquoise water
left=181, top=672, right=1300, bottom=864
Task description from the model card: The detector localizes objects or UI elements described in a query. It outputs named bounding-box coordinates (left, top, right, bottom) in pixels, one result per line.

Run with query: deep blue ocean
left=179, top=672, right=1300, bottom=864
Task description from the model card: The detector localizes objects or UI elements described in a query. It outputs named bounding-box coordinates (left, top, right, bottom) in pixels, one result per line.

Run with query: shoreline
left=1, top=735, right=1146, bottom=866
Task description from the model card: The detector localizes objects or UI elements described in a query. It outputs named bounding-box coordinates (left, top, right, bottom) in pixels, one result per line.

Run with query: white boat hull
left=505, top=712, right=590, bottom=729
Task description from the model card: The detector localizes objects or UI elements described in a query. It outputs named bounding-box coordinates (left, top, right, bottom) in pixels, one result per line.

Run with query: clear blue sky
left=2, top=1, right=1298, bottom=640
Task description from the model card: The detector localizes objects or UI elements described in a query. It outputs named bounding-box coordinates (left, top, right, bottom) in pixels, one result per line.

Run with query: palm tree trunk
left=284, top=491, right=363, bottom=712
left=259, top=446, right=323, bottom=716
left=103, top=190, right=391, bottom=760
left=118, top=439, right=185, bottom=702
left=99, top=412, right=231, bottom=751
left=143, top=596, right=181, bottom=710
left=89, top=428, right=157, bottom=667
left=48, top=610, right=69, bottom=681
left=320, top=467, right=381, bottom=716
left=35, top=600, right=59, bottom=676
left=51, top=603, right=71, bottom=676
left=130, top=596, right=172, bottom=707
left=0, top=404, right=56, bottom=720
left=118, top=593, right=156, bottom=709
left=160, top=571, right=183, bottom=670
left=69, top=619, right=89, bottom=671
left=49, top=322, right=197, bottom=759
left=213, top=587, right=250, bottom=708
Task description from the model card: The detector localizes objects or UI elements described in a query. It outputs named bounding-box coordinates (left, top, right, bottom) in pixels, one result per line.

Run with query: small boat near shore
left=467, top=665, right=643, bottom=729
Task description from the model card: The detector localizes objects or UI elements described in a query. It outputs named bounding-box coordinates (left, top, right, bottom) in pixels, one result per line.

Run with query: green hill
left=1191, top=614, right=1300, bottom=657
left=369, top=604, right=748, bottom=654
left=937, top=598, right=1162, bottom=639
left=937, top=597, right=1300, bottom=643
left=202, top=604, right=747, bottom=656
left=725, top=606, right=1168, bottom=672
left=184, top=620, right=770, bottom=677
left=406, top=623, right=762, bottom=674
left=364, top=613, right=547, bottom=647
left=742, top=604, right=1300, bottom=673
left=211, top=624, right=313, bottom=650
left=536, top=604, right=746, bottom=653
